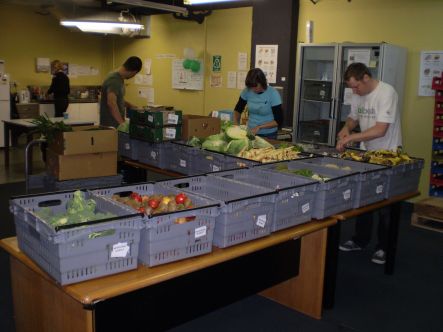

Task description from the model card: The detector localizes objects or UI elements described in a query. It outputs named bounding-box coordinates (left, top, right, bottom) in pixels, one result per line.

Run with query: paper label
left=212, top=165, right=220, bottom=171
left=212, top=111, right=219, bottom=118
left=165, top=128, right=176, bottom=139
left=343, top=189, right=351, bottom=200
left=150, top=151, right=157, bottom=160
left=195, top=226, right=207, bottom=238
left=256, top=214, right=267, bottom=228
left=180, top=159, right=187, bottom=167
left=111, top=242, right=130, bottom=258
left=148, top=115, right=153, bottom=122
left=124, top=143, right=130, bottom=150
left=302, top=203, right=310, bottom=214
left=168, top=113, right=179, bottom=124
left=376, top=185, right=383, bottom=194
left=220, top=113, right=231, bottom=121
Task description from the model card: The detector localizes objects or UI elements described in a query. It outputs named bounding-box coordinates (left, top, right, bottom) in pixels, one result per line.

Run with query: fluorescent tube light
left=184, top=0, right=237, bottom=4
left=61, top=20, right=144, bottom=32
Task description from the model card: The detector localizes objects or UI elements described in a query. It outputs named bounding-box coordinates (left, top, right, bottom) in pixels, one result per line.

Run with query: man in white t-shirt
left=336, top=62, right=403, bottom=265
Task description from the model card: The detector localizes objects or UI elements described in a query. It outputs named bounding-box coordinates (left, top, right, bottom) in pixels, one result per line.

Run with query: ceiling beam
left=106, top=0, right=188, bottom=15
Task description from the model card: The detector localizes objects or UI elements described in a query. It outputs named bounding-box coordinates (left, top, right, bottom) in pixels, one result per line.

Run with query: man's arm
left=125, top=100, right=137, bottom=110
left=337, top=117, right=358, bottom=140
left=336, top=122, right=389, bottom=151
left=107, top=91, right=125, bottom=125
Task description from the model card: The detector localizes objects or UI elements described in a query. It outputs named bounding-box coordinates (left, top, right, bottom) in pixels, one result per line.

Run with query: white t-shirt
left=348, top=81, right=402, bottom=151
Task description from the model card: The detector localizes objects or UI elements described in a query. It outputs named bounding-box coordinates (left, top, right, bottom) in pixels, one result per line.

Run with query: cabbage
left=252, top=136, right=274, bottom=149
left=226, top=138, right=250, bottom=155
left=205, top=133, right=226, bottom=141
left=226, top=126, right=248, bottom=140
left=187, top=136, right=202, bottom=147
left=202, top=139, right=227, bottom=152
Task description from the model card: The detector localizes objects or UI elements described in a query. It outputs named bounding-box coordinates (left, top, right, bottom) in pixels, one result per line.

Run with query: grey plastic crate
left=10, top=190, right=143, bottom=285
left=92, top=183, right=220, bottom=266
left=137, top=141, right=171, bottom=169
left=300, top=156, right=390, bottom=208
left=118, top=132, right=139, bottom=160
left=192, top=149, right=259, bottom=173
left=160, top=175, right=276, bottom=248
left=164, top=142, right=203, bottom=175
left=257, top=160, right=359, bottom=219
left=209, top=168, right=317, bottom=232
left=386, top=158, right=424, bottom=198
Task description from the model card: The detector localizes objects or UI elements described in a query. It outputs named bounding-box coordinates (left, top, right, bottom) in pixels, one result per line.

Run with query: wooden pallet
left=411, top=198, right=443, bottom=233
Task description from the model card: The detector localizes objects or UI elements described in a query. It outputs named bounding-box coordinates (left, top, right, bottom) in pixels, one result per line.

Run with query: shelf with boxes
left=430, top=74, right=443, bottom=196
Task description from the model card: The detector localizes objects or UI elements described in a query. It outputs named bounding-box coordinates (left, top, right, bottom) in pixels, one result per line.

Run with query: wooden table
left=0, top=218, right=336, bottom=332
left=322, top=191, right=419, bottom=309
left=2, top=118, right=94, bottom=169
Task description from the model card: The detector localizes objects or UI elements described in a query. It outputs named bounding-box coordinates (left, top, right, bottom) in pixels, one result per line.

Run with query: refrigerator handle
left=329, top=98, right=336, bottom=119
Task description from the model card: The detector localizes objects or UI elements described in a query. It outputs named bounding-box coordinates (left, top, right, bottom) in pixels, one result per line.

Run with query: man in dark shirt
left=100, top=56, right=142, bottom=128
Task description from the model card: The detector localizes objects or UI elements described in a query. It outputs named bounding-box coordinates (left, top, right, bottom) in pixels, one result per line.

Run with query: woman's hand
left=250, top=126, right=260, bottom=135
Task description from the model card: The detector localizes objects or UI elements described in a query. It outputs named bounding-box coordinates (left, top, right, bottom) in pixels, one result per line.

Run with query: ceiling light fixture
left=61, top=20, right=144, bottom=33
left=107, top=0, right=188, bottom=15
left=184, top=0, right=237, bottom=4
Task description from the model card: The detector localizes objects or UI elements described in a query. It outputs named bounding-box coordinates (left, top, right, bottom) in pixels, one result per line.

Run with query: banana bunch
left=341, top=149, right=412, bottom=166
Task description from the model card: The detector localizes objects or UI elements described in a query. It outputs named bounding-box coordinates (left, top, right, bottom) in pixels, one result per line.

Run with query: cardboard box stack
left=129, top=107, right=183, bottom=143
left=46, top=126, right=118, bottom=181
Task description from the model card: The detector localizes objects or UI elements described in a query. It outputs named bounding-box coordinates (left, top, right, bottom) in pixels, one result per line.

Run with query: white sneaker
left=371, top=249, right=386, bottom=265
left=339, top=240, right=362, bottom=252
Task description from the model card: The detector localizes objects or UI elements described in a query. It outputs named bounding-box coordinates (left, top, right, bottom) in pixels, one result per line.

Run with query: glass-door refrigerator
left=292, top=42, right=407, bottom=147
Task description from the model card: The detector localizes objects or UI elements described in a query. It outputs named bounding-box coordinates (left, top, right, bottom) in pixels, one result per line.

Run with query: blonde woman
left=48, top=60, right=70, bottom=117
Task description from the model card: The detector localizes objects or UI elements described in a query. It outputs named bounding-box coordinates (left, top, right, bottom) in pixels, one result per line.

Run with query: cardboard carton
left=46, top=149, right=117, bottom=181
left=49, top=126, right=117, bottom=155
left=182, top=115, right=221, bottom=140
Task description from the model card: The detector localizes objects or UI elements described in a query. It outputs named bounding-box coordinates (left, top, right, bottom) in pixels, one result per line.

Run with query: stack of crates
left=118, top=131, right=139, bottom=160
left=10, top=190, right=144, bottom=285
left=129, top=107, right=183, bottom=143
left=256, top=159, right=360, bottom=219
left=160, top=175, right=276, bottom=248
left=92, top=183, right=220, bottom=266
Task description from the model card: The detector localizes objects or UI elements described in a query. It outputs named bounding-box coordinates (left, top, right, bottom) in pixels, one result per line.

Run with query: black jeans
left=352, top=206, right=390, bottom=251
left=54, top=97, right=69, bottom=117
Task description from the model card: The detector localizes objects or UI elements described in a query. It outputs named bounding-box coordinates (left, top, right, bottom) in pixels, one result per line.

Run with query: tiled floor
left=0, top=136, right=46, bottom=184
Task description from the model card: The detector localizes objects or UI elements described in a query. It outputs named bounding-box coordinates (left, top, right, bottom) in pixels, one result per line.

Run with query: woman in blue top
left=234, top=68, right=282, bottom=139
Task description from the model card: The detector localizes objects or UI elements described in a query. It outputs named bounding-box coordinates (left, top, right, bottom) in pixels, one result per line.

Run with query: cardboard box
left=46, top=149, right=117, bottom=181
left=49, top=126, right=117, bottom=155
left=182, top=115, right=221, bottom=140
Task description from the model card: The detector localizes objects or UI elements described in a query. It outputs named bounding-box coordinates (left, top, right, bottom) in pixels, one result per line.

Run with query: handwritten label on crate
left=256, top=214, right=267, bottom=228
left=195, top=225, right=207, bottom=238
left=148, top=115, right=154, bottom=123
left=302, top=202, right=310, bottom=214
left=111, top=242, right=130, bottom=258
left=212, top=165, right=220, bottom=172
left=376, top=185, right=384, bottom=194
left=124, top=143, right=130, bottom=150
left=343, top=189, right=351, bottom=200
left=150, top=151, right=157, bottom=160
left=180, top=159, right=187, bottom=167
left=167, top=113, right=179, bottom=124
left=165, top=128, right=176, bottom=139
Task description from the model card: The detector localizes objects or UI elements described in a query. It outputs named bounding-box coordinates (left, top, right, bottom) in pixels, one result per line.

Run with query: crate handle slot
left=88, top=229, right=116, bottom=239
left=38, top=199, right=62, bottom=208
left=173, top=182, right=190, bottom=189
left=91, top=136, right=95, bottom=146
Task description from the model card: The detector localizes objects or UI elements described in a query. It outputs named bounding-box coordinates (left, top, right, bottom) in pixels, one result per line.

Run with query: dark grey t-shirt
left=100, top=72, right=125, bottom=128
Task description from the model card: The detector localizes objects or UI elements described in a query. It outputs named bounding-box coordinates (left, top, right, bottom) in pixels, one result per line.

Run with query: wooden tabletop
left=332, top=191, right=419, bottom=221
left=0, top=218, right=336, bottom=307
left=123, top=159, right=185, bottom=177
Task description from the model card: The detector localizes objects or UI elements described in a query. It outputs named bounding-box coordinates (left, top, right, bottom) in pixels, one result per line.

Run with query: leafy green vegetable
left=117, top=120, right=130, bottom=133
left=187, top=136, right=202, bottom=147
left=292, top=169, right=314, bottom=177
left=202, top=138, right=227, bottom=152
left=252, top=136, right=274, bottom=149
left=226, top=138, right=250, bottom=155
left=30, top=114, right=72, bottom=144
left=225, top=125, right=248, bottom=140
left=205, top=133, right=226, bottom=141
left=221, top=120, right=233, bottom=132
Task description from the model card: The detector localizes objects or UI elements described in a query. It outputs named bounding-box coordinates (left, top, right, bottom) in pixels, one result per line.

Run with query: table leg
left=385, top=201, right=402, bottom=275
left=4, top=122, right=10, bottom=168
left=26, top=132, right=34, bottom=175
left=322, top=221, right=341, bottom=309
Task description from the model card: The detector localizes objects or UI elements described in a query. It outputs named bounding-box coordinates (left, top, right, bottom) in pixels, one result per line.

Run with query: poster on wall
left=172, top=59, right=204, bottom=90
left=255, top=45, right=278, bottom=83
left=418, top=50, right=443, bottom=96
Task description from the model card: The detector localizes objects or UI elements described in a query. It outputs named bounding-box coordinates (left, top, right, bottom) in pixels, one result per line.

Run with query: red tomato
left=137, top=207, right=145, bottom=213
left=130, top=192, right=142, bottom=202
left=175, top=193, right=187, bottom=204
left=148, top=199, right=160, bottom=209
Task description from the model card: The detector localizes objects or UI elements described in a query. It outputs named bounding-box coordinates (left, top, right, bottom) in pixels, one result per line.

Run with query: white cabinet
left=39, top=104, right=55, bottom=118
left=67, top=103, right=99, bottom=124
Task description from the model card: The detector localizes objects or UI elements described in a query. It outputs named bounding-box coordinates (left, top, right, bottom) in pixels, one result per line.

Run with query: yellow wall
left=299, top=0, right=443, bottom=200
left=110, top=7, right=252, bottom=115
left=0, top=4, right=107, bottom=90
